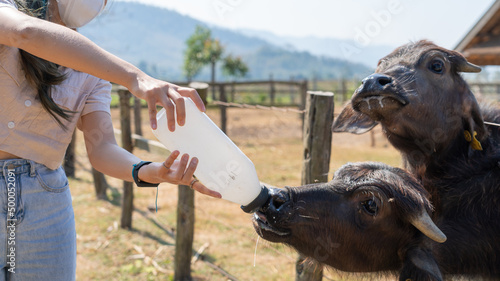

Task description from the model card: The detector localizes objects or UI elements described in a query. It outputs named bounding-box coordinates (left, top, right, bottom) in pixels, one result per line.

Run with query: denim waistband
left=0, top=159, right=38, bottom=176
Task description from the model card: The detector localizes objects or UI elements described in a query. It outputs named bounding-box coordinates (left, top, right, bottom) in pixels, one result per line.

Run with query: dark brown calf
left=253, top=162, right=445, bottom=279
left=332, top=40, right=490, bottom=175
left=331, top=40, right=500, bottom=279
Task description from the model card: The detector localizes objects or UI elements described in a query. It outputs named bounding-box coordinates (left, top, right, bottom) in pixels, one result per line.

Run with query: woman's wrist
left=133, top=161, right=159, bottom=187
left=124, top=70, right=148, bottom=99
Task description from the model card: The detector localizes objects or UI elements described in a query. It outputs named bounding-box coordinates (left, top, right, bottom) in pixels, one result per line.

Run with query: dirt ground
left=72, top=105, right=402, bottom=281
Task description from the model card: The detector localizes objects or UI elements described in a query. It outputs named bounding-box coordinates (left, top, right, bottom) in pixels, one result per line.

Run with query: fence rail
left=68, top=77, right=500, bottom=279
left=99, top=84, right=336, bottom=280
left=467, top=82, right=500, bottom=102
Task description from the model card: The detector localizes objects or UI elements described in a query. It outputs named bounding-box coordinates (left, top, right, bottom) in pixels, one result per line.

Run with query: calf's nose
left=261, top=188, right=290, bottom=213
left=359, top=73, right=393, bottom=93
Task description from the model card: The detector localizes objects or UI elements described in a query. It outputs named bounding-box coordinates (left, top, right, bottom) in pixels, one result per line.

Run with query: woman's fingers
left=172, top=154, right=189, bottom=180
left=141, top=81, right=205, bottom=131
left=168, top=88, right=186, bottom=126
left=181, top=157, right=198, bottom=182
left=191, top=181, right=222, bottom=198
left=160, top=153, right=221, bottom=198
left=162, top=150, right=180, bottom=170
left=144, top=85, right=177, bottom=131
left=180, top=87, right=205, bottom=112
left=147, top=96, right=159, bottom=130
left=183, top=157, right=221, bottom=198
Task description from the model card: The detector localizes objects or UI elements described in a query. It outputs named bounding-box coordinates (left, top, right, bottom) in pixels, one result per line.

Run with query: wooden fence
left=126, top=88, right=333, bottom=281
left=468, top=82, right=500, bottom=102
left=297, top=91, right=334, bottom=281
left=215, top=80, right=308, bottom=133
left=64, top=80, right=335, bottom=280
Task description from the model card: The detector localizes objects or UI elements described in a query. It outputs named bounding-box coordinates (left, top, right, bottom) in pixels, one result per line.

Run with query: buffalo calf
left=253, top=162, right=446, bottom=280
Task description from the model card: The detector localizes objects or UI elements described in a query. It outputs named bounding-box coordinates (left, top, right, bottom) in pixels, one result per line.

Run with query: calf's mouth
left=253, top=212, right=290, bottom=237
left=252, top=188, right=292, bottom=240
left=351, top=73, right=409, bottom=119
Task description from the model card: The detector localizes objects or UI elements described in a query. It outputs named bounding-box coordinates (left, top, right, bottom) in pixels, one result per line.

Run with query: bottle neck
left=240, top=185, right=270, bottom=213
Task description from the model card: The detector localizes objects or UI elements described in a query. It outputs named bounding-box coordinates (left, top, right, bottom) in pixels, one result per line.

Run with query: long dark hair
left=15, top=0, right=74, bottom=129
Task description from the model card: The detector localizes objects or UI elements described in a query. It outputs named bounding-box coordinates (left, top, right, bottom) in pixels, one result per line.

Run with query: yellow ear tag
left=464, top=130, right=483, bottom=151
left=464, top=130, right=472, bottom=142
left=471, top=131, right=483, bottom=151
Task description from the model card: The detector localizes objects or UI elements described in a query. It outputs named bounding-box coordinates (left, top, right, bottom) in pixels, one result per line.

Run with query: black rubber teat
left=240, top=185, right=270, bottom=213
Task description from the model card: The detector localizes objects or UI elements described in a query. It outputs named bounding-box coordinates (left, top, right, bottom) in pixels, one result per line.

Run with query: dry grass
left=73, top=105, right=401, bottom=280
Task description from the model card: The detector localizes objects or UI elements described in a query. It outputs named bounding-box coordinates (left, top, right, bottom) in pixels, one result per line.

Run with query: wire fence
left=76, top=81, right=499, bottom=280
left=212, top=100, right=306, bottom=114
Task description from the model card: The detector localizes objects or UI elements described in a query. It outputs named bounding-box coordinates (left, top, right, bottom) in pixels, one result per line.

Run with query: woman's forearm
left=88, top=140, right=221, bottom=199
left=82, top=110, right=221, bottom=198
left=0, top=7, right=142, bottom=93
left=88, top=142, right=140, bottom=182
left=1, top=5, right=206, bottom=129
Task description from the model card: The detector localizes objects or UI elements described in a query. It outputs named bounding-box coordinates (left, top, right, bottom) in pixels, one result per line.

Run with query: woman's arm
left=0, top=6, right=205, bottom=130
left=80, top=111, right=221, bottom=198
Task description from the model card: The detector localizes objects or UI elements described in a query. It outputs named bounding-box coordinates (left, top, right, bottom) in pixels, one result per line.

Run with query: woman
left=0, top=0, right=220, bottom=279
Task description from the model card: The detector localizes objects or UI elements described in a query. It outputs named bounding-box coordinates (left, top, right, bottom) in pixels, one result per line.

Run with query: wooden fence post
left=92, top=167, right=108, bottom=200
left=134, top=96, right=143, bottom=136
left=189, top=82, right=209, bottom=104
left=299, top=80, right=308, bottom=111
left=64, top=131, right=76, bottom=178
left=231, top=81, right=235, bottom=102
left=297, top=91, right=334, bottom=281
left=174, top=186, right=195, bottom=281
left=118, top=88, right=134, bottom=229
left=289, top=76, right=295, bottom=104
left=219, top=84, right=227, bottom=134
left=341, top=78, right=347, bottom=103
left=173, top=82, right=209, bottom=281
left=270, top=74, right=275, bottom=105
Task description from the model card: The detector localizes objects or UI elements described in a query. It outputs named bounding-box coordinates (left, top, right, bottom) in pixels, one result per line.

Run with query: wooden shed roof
left=456, top=0, right=500, bottom=65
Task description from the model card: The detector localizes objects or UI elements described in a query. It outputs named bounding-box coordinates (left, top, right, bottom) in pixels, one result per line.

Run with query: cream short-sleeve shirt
left=0, top=0, right=112, bottom=169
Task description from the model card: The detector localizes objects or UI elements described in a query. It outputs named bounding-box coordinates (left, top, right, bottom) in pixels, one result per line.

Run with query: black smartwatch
left=132, top=161, right=159, bottom=187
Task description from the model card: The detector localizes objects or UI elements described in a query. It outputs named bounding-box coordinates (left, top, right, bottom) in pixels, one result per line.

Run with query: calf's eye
left=361, top=199, right=378, bottom=215
left=429, top=59, right=444, bottom=74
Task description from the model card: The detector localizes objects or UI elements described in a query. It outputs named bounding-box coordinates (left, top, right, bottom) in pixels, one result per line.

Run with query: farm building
left=456, top=0, right=500, bottom=65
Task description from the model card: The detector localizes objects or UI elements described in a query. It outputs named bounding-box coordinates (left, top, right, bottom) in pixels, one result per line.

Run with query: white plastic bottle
left=152, top=97, right=269, bottom=213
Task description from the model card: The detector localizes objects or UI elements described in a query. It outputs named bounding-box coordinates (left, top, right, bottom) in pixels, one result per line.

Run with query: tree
left=204, top=38, right=224, bottom=99
left=183, top=25, right=210, bottom=82
left=222, top=55, right=248, bottom=80
left=183, top=25, right=224, bottom=100
left=183, top=25, right=249, bottom=100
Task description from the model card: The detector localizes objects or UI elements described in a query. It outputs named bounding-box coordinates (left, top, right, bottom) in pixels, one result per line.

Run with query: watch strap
left=132, top=161, right=159, bottom=187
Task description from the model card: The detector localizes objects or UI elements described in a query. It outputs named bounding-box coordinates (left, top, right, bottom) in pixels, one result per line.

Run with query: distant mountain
left=239, top=29, right=397, bottom=67
left=80, top=2, right=373, bottom=81
left=243, top=45, right=370, bottom=80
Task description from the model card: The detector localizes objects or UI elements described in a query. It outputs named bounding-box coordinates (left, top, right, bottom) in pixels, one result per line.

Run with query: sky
left=114, top=0, right=496, bottom=50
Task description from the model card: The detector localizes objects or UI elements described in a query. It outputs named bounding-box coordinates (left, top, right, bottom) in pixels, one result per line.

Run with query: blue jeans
left=0, top=159, right=76, bottom=281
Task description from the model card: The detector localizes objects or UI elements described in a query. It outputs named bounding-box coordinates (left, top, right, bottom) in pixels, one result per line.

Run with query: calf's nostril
left=270, top=192, right=288, bottom=211
left=377, top=76, right=392, bottom=86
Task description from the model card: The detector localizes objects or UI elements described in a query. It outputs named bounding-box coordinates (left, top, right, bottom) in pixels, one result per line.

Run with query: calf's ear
left=332, top=102, right=378, bottom=134
left=400, top=248, right=443, bottom=281
left=445, top=49, right=487, bottom=145
left=462, top=91, right=487, bottom=144
left=446, top=49, right=481, bottom=73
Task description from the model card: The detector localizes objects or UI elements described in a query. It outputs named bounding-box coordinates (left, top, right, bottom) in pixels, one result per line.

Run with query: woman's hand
left=137, top=151, right=221, bottom=198
left=130, top=74, right=206, bottom=131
